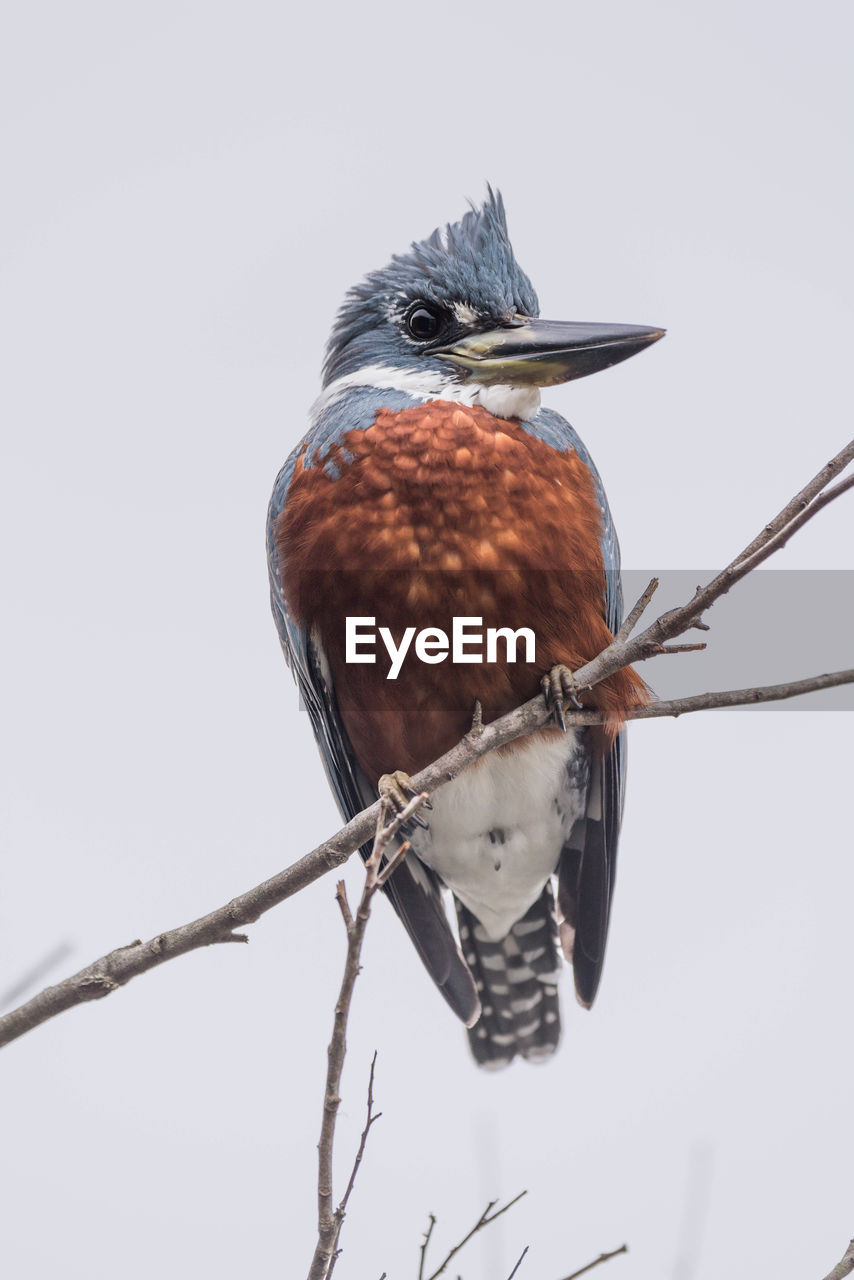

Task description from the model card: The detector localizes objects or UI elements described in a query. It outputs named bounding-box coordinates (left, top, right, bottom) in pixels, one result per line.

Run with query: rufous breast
left=273, top=400, right=647, bottom=781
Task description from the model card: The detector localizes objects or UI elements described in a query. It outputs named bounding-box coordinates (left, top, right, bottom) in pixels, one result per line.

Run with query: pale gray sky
left=1, top=3, right=853, bottom=1278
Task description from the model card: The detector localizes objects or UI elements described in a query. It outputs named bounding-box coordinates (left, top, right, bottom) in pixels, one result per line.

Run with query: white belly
left=412, top=731, right=586, bottom=940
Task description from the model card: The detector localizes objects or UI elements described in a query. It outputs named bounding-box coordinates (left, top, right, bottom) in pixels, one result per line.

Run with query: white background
left=1, top=4, right=852, bottom=1278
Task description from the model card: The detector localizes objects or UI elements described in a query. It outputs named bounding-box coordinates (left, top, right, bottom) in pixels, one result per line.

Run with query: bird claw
left=378, top=769, right=430, bottom=830
left=541, top=664, right=584, bottom=733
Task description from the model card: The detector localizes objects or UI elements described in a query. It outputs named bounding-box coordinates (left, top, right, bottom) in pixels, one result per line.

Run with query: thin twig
left=821, top=470, right=854, bottom=508
left=377, top=837, right=412, bottom=888
left=419, top=1214, right=437, bottom=1280
left=732, top=437, right=854, bottom=566
left=614, top=575, right=658, bottom=643
left=559, top=1243, right=628, bottom=1280
left=335, top=1052, right=382, bottom=1235
left=822, top=1239, right=854, bottom=1280
left=565, top=437, right=854, bottom=696
left=628, top=669, right=854, bottom=718
left=335, top=882, right=354, bottom=931
left=308, top=874, right=362, bottom=1280
left=0, top=440, right=852, bottom=1052
left=507, top=1245, right=529, bottom=1279
left=731, top=463, right=854, bottom=579
left=424, top=1191, right=527, bottom=1280
left=307, top=795, right=428, bottom=1280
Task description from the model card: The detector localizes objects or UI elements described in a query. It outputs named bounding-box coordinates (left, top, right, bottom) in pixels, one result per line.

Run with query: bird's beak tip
left=434, top=319, right=668, bottom=387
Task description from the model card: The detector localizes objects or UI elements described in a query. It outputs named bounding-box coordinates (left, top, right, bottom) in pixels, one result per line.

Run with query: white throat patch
left=314, top=364, right=541, bottom=424
left=474, top=383, right=541, bottom=420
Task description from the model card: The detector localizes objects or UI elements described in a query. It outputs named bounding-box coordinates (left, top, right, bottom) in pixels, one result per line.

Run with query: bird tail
left=456, top=884, right=562, bottom=1069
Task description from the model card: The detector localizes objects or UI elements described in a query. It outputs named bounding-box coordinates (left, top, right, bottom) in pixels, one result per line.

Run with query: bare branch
left=309, top=873, right=362, bottom=1280
left=729, top=437, right=854, bottom=566
left=614, top=575, right=658, bottom=643
left=822, top=1239, right=854, bottom=1280
left=821, top=470, right=854, bottom=508
left=1, top=440, right=852, bottom=1053
left=507, top=1245, right=529, bottom=1278
left=335, top=881, right=354, bottom=932
left=423, top=1191, right=527, bottom=1280
left=559, top=1243, right=628, bottom=1280
left=336, top=1052, right=382, bottom=1233
left=625, top=669, right=854, bottom=719
left=730, top=453, right=854, bottom=578
left=377, top=838, right=412, bottom=888
left=307, top=796, right=428, bottom=1280
left=2, top=659, right=851, bottom=1055
left=419, top=1214, right=437, bottom=1280
left=562, top=436, right=854, bottom=695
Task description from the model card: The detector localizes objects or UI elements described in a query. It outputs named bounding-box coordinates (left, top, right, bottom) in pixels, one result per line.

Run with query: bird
left=267, top=190, right=663, bottom=1068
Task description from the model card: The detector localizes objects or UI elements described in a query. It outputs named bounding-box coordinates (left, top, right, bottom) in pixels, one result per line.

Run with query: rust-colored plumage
left=274, top=400, right=647, bottom=783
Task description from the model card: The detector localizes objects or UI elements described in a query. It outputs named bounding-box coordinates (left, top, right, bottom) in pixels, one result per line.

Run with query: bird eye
left=405, top=304, right=444, bottom=342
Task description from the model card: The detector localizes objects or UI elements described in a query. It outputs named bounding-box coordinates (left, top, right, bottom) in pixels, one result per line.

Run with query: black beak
left=431, top=318, right=665, bottom=386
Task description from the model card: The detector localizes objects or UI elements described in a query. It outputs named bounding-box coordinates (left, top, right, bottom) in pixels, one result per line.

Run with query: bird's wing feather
left=266, top=390, right=480, bottom=1026
left=530, top=408, right=627, bottom=1006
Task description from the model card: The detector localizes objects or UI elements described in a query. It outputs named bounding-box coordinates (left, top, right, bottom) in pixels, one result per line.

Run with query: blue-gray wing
left=266, top=392, right=480, bottom=1026
left=528, top=407, right=628, bottom=1007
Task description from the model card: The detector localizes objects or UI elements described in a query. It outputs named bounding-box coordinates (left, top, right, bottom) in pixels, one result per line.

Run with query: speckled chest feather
left=273, top=400, right=646, bottom=781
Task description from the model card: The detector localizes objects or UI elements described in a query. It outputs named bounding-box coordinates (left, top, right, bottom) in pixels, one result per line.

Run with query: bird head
left=322, top=188, right=663, bottom=418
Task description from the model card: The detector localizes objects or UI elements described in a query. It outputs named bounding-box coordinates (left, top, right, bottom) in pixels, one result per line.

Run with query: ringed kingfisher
left=267, top=190, right=663, bottom=1067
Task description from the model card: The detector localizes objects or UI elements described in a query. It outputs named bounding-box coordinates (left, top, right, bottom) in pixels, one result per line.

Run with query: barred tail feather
left=456, top=885, right=563, bottom=1069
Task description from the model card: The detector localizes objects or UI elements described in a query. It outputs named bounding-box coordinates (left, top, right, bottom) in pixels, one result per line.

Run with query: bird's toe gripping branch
left=377, top=769, right=432, bottom=831
left=541, top=664, right=585, bottom=732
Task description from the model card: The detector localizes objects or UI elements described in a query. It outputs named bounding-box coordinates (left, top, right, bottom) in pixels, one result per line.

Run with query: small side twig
left=507, top=1245, right=529, bottom=1278
left=333, top=1051, right=382, bottom=1248
left=419, top=1215, right=437, bottom=1280
left=822, top=1239, right=854, bottom=1280
left=559, top=1243, right=628, bottom=1280
left=307, top=792, right=429, bottom=1280
left=614, top=575, right=658, bottom=643
left=423, top=1191, right=528, bottom=1280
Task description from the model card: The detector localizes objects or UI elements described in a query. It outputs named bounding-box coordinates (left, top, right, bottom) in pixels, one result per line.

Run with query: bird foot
left=541, top=664, right=584, bottom=732
left=378, top=769, right=431, bottom=830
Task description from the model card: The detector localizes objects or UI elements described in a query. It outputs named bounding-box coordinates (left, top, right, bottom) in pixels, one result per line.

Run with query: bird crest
left=323, top=187, right=539, bottom=385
